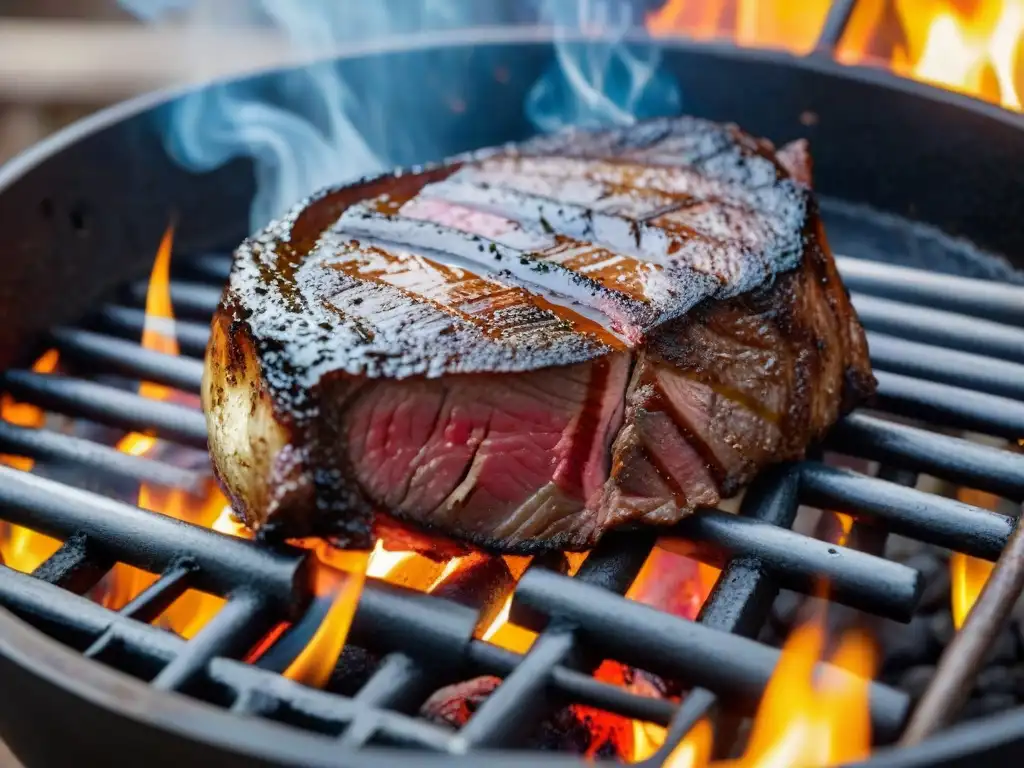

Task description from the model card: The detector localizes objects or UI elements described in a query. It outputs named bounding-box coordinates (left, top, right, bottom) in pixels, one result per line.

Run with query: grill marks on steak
left=202, top=117, right=874, bottom=552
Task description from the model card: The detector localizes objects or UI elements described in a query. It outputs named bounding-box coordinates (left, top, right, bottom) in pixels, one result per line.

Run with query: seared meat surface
left=202, top=117, right=874, bottom=552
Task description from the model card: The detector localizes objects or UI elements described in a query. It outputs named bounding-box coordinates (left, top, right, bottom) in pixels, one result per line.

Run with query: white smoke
left=527, top=0, right=681, bottom=132
left=119, top=0, right=680, bottom=231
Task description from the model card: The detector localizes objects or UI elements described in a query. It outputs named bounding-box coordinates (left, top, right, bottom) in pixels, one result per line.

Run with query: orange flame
left=646, top=1, right=1024, bottom=112
left=0, top=349, right=63, bottom=570
left=838, top=0, right=1024, bottom=110
left=97, top=226, right=231, bottom=638
left=835, top=513, right=854, bottom=547
left=950, top=488, right=1000, bottom=628
left=283, top=550, right=370, bottom=688
left=646, top=0, right=833, bottom=55
left=664, top=719, right=715, bottom=768
left=717, top=620, right=876, bottom=768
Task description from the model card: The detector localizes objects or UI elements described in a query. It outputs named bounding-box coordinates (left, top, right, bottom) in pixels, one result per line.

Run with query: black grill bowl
left=0, top=27, right=1023, bottom=768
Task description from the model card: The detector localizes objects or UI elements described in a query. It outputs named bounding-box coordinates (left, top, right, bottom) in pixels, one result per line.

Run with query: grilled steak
left=202, top=117, right=875, bottom=553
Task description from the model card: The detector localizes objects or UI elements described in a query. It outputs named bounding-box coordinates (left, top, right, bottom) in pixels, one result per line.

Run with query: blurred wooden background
left=0, top=0, right=295, bottom=164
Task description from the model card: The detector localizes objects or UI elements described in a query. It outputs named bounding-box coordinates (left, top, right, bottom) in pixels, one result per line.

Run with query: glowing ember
left=717, top=620, right=876, bottom=768
left=839, top=0, right=1024, bottom=110
left=646, top=0, right=832, bottom=55
left=950, top=488, right=1000, bottom=628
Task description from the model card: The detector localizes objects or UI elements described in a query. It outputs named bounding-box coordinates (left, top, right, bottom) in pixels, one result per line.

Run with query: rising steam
left=119, top=0, right=680, bottom=231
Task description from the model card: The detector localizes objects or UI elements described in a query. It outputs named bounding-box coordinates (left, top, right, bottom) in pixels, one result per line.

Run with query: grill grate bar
left=0, top=419, right=204, bottom=490
left=801, top=462, right=1013, bottom=560
left=0, top=557, right=677, bottom=747
left=457, top=533, right=656, bottom=748
left=829, top=413, right=1024, bottom=501
left=0, top=563, right=462, bottom=751
left=95, top=305, right=212, bottom=359
left=465, top=640, right=677, bottom=724
left=852, top=293, right=1024, bottom=364
left=0, top=464, right=308, bottom=611
left=837, top=256, right=1024, bottom=326
left=31, top=533, right=111, bottom=595
left=128, top=280, right=223, bottom=321
left=51, top=327, right=204, bottom=394
left=0, top=246, right=1021, bottom=760
left=181, top=254, right=233, bottom=283
left=352, top=652, right=437, bottom=712
left=151, top=590, right=271, bottom=691
left=867, top=332, right=1024, bottom=402
left=118, top=563, right=194, bottom=623
left=0, top=370, right=208, bottom=448
left=874, top=370, right=1024, bottom=440
left=665, top=509, right=920, bottom=621
left=514, top=566, right=909, bottom=740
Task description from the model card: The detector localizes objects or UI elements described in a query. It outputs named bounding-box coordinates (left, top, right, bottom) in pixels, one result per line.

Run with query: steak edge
left=202, top=117, right=875, bottom=553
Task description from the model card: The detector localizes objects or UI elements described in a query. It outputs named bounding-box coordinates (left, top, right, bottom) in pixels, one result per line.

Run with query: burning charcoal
left=421, top=676, right=500, bottom=728
left=534, top=706, right=618, bottom=756
left=420, top=676, right=621, bottom=756
left=327, top=645, right=380, bottom=697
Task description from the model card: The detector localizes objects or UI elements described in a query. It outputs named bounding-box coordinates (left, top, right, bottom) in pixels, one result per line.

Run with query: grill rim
left=1, top=28, right=1024, bottom=768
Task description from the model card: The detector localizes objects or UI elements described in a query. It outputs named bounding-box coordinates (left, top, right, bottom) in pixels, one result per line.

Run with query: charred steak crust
left=202, top=117, right=875, bottom=553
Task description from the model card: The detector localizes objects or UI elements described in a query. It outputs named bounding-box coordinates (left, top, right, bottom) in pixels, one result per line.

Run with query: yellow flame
left=950, top=551, right=995, bottom=629
left=836, top=513, right=854, bottom=546
left=283, top=552, right=369, bottom=688
left=101, top=224, right=232, bottom=639
left=0, top=349, right=63, bottom=568
left=951, top=488, right=1001, bottom=629
left=664, top=719, right=715, bottom=767
left=716, top=621, right=875, bottom=768
left=839, top=0, right=1024, bottom=111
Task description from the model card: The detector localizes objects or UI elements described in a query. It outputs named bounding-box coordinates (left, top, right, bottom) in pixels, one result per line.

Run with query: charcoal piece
left=420, top=675, right=627, bottom=756
left=328, top=645, right=380, bottom=697
left=910, top=555, right=951, bottom=614
left=975, top=666, right=1019, bottom=697
left=984, top=630, right=1019, bottom=666
left=897, top=664, right=935, bottom=701
left=880, top=615, right=939, bottom=674
left=960, top=693, right=1018, bottom=722
left=928, top=611, right=956, bottom=649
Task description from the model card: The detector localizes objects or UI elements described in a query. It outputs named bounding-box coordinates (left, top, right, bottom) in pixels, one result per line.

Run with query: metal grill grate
left=0, top=250, right=1022, bottom=764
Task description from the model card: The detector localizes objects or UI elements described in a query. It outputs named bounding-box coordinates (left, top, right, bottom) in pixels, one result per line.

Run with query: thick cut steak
left=202, top=117, right=875, bottom=553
